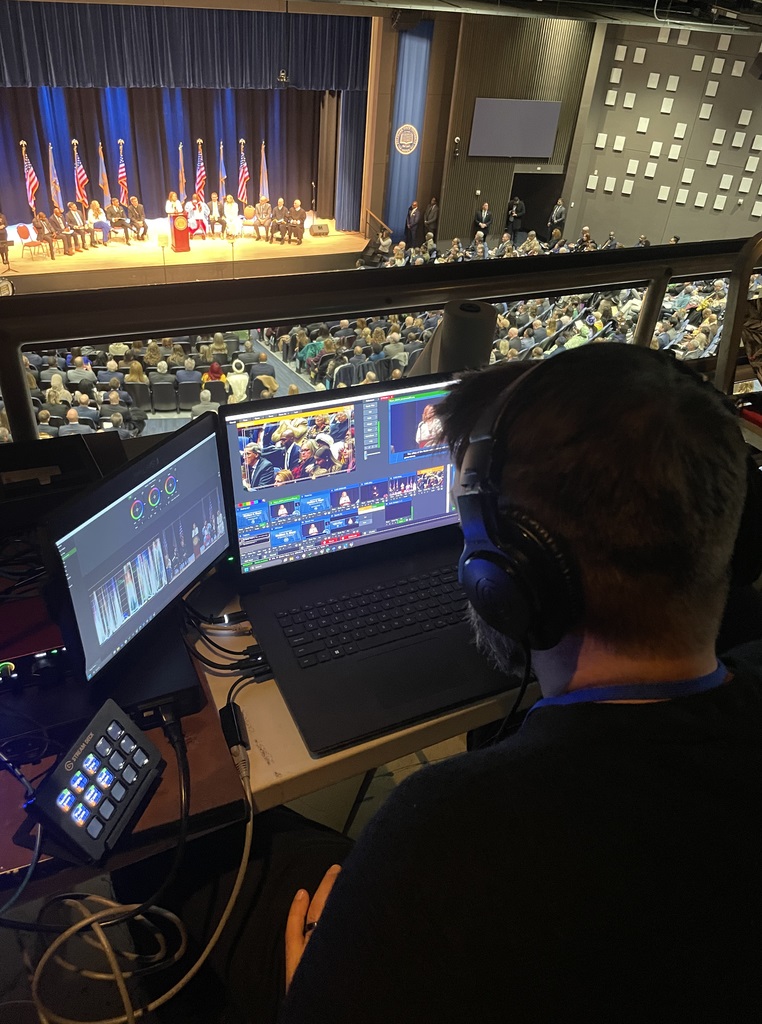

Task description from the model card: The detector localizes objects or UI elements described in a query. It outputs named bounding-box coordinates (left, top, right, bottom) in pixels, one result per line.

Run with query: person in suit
left=66, top=202, right=94, bottom=248
left=255, top=196, right=272, bottom=240
left=46, top=207, right=75, bottom=255
left=37, top=409, right=59, bottom=437
left=59, top=408, right=94, bottom=435
left=547, top=198, right=566, bottom=238
left=105, top=197, right=131, bottom=244
left=279, top=429, right=302, bottom=472
left=32, top=211, right=56, bottom=259
left=149, top=360, right=176, bottom=386
left=0, top=212, right=9, bottom=267
left=474, top=202, right=492, bottom=239
left=207, top=193, right=226, bottom=236
left=106, top=411, right=132, bottom=440
left=423, top=198, right=439, bottom=240
left=404, top=201, right=422, bottom=248
left=176, top=357, right=202, bottom=384
left=191, top=389, right=220, bottom=419
left=127, top=196, right=147, bottom=240
left=506, top=196, right=526, bottom=240
left=270, top=199, right=289, bottom=243
left=490, top=232, right=513, bottom=259
left=287, top=200, right=307, bottom=245
left=75, top=393, right=100, bottom=425
left=253, top=352, right=277, bottom=378
left=242, top=442, right=276, bottom=489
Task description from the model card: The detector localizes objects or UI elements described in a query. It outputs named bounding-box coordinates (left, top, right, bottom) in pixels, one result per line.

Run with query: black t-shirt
left=281, top=653, right=762, bottom=1023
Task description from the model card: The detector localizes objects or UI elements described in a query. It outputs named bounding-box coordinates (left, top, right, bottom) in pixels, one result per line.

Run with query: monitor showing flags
left=238, top=148, right=250, bottom=204
left=178, top=143, right=186, bottom=202
left=219, top=142, right=227, bottom=198
left=195, top=142, right=206, bottom=200
left=75, top=150, right=89, bottom=204
left=48, top=144, right=62, bottom=212
left=22, top=148, right=40, bottom=211
left=118, top=149, right=129, bottom=205
left=259, top=141, right=269, bottom=203
left=98, top=144, right=111, bottom=202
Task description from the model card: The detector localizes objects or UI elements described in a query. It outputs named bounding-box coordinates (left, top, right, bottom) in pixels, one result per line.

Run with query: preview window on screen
left=468, top=98, right=562, bottom=158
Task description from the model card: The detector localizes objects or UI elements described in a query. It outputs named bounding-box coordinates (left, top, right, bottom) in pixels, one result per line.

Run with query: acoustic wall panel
left=706, top=81, right=719, bottom=97
left=691, top=55, right=704, bottom=72
left=610, top=67, right=622, bottom=84
left=633, top=47, right=646, bottom=64
left=648, top=72, right=660, bottom=88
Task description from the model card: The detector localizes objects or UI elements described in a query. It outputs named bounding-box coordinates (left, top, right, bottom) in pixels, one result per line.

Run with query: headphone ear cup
left=459, top=549, right=533, bottom=639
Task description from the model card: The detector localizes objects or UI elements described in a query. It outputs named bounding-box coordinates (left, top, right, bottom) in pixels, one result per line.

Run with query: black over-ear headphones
left=456, top=375, right=584, bottom=651
left=456, top=361, right=762, bottom=650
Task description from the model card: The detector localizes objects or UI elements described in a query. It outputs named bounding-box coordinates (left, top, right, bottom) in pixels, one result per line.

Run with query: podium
left=170, top=213, right=190, bottom=253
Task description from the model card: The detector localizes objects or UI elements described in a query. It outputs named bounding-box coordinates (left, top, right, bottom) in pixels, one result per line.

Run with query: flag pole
left=239, top=138, right=247, bottom=205
left=20, top=140, right=35, bottom=213
left=72, top=138, right=87, bottom=213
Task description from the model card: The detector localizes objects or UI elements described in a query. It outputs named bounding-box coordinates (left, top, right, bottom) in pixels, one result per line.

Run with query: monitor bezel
left=217, top=373, right=460, bottom=588
left=42, top=413, right=230, bottom=686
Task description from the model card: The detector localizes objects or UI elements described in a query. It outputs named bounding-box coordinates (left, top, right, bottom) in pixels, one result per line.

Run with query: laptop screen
left=221, top=378, right=458, bottom=576
left=50, top=416, right=228, bottom=681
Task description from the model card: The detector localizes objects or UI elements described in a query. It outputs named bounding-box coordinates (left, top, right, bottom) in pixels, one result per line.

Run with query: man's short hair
left=184, top=358, right=195, bottom=370
left=200, top=389, right=211, bottom=403
left=438, top=346, right=748, bottom=655
left=110, top=412, right=124, bottom=427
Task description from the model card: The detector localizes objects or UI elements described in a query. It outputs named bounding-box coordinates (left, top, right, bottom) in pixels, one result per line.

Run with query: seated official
left=87, top=201, right=111, bottom=244
left=32, top=211, right=56, bottom=259
left=127, top=196, right=148, bottom=239
left=255, top=196, right=272, bottom=239
left=65, top=202, right=95, bottom=248
left=208, top=193, right=226, bottom=235
left=224, top=195, right=241, bottom=236
left=273, top=346, right=762, bottom=1022
left=48, top=207, right=75, bottom=255
left=269, top=198, right=288, bottom=243
left=105, top=197, right=132, bottom=244
left=166, top=191, right=183, bottom=215
left=286, top=200, right=307, bottom=244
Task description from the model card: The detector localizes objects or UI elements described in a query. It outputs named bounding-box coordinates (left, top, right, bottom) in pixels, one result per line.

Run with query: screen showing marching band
left=222, top=381, right=459, bottom=575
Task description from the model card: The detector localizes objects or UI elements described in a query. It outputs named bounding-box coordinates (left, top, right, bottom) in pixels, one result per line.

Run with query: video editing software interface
left=223, top=380, right=458, bottom=574
left=54, top=432, right=228, bottom=680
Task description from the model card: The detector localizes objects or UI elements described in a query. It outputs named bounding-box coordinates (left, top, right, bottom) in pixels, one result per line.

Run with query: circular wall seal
left=394, top=124, right=419, bottom=155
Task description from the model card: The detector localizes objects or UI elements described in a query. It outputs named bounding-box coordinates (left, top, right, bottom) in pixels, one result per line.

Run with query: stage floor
left=4, top=218, right=366, bottom=294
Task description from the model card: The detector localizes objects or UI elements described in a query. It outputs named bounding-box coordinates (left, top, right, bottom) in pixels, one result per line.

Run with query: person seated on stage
left=65, top=202, right=94, bottom=248
left=32, top=211, right=57, bottom=259
left=208, top=192, right=226, bottom=236
left=201, top=361, right=231, bottom=393
left=223, top=195, right=241, bottom=236
left=48, top=206, right=76, bottom=255
left=255, top=195, right=272, bottom=240
left=165, top=191, right=183, bottom=215
left=269, top=198, right=288, bottom=244
left=185, top=194, right=209, bottom=238
left=105, top=197, right=132, bottom=244
left=127, top=196, right=148, bottom=240
left=287, top=199, right=307, bottom=245
left=87, top=201, right=111, bottom=245
left=176, top=357, right=202, bottom=384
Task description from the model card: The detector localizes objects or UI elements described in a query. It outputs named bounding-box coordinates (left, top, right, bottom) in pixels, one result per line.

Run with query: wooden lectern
left=170, top=213, right=190, bottom=253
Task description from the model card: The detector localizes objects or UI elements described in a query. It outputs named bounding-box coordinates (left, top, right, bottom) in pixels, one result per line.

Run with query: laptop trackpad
left=366, top=629, right=478, bottom=710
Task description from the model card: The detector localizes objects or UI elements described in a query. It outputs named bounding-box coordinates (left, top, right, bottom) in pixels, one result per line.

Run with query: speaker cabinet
left=310, top=223, right=329, bottom=237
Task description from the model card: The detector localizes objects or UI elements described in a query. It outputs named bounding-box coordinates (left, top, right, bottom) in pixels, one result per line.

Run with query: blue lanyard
left=528, top=661, right=728, bottom=716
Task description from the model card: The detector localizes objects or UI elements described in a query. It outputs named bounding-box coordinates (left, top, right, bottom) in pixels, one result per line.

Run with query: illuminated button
left=83, top=784, right=103, bottom=808
left=106, top=721, right=124, bottom=742
left=100, top=799, right=115, bottom=821
left=56, top=789, right=76, bottom=813
left=71, top=803, right=90, bottom=827
left=109, top=752, right=126, bottom=772
left=70, top=771, right=88, bottom=794
left=133, top=748, right=149, bottom=768
left=86, top=818, right=104, bottom=839
left=120, top=734, right=137, bottom=755
left=122, top=764, right=138, bottom=785
left=111, top=781, right=126, bottom=803
left=95, top=737, right=113, bottom=758
left=96, top=767, right=114, bottom=789
left=82, top=753, right=101, bottom=776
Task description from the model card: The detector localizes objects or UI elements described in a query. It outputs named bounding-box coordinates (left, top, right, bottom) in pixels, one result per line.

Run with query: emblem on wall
left=394, top=124, right=419, bottom=155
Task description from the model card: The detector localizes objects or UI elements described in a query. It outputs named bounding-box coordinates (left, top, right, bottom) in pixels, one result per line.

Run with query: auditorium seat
left=17, top=225, right=45, bottom=260
left=151, top=381, right=179, bottom=412
left=177, top=381, right=201, bottom=410
left=205, top=380, right=228, bottom=405
left=124, top=382, right=152, bottom=411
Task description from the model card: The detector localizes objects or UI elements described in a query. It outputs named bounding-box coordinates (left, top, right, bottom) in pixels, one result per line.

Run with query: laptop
left=219, top=376, right=512, bottom=756
left=41, top=414, right=230, bottom=731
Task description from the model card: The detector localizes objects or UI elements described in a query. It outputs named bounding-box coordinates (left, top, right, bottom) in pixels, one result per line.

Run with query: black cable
left=473, top=643, right=533, bottom=750
left=0, top=707, right=191, bottom=934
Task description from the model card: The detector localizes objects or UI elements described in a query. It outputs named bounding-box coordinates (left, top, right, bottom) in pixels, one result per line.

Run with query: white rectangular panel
left=604, top=177, right=616, bottom=193
left=681, top=167, right=695, bottom=184
left=705, top=80, right=719, bottom=97
left=674, top=123, right=687, bottom=140
left=740, top=177, right=753, bottom=194
left=595, top=133, right=608, bottom=149
left=706, top=150, right=719, bottom=165
left=676, top=188, right=689, bottom=205
left=733, top=132, right=746, bottom=148
left=669, top=145, right=681, bottom=160
left=752, top=201, right=762, bottom=217
left=650, top=141, right=663, bottom=157
left=739, top=109, right=753, bottom=126
left=633, top=47, right=646, bottom=64
left=713, top=128, right=726, bottom=145
left=658, top=27, right=670, bottom=43
left=677, top=29, right=690, bottom=45
left=691, top=55, right=704, bottom=71
left=586, top=174, right=599, bottom=190
left=753, top=135, right=762, bottom=151
left=610, top=67, right=622, bottom=84
left=645, top=162, right=657, bottom=178
left=627, top=159, right=640, bottom=175
left=661, top=97, right=674, bottom=114
left=622, top=180, right=634, bottom=196
left=613, top=136, right=626, bottom=152
left=615, top=44, right=627, bottom=61
left=637, top=117, right=650, bottom=133
left=699, top=103, right=713, bottom=119
left=718, top=34, right=731, bottom=51
left=719, top=173, right=734, bottom=189
left=666, top=75, right=680, bottom=92
left=695, top=192, right=707, bottom=208
left=712, top=58, right=725, bottom=74
left=605, top=90, right=617, bottom=107
left=746, top=156, right=759, bottom=173
left=647, top=72, right=660, bottom=88
left=658, top=185, right=671, bottom=201
left=713, top=194, right=727, bottom=211
left=623, top=92, right=636, bottom=109
left=732, top=61, right=745, bottom=77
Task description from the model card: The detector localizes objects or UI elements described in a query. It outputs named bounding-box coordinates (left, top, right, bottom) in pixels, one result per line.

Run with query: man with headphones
left=281, top=345, right=762, bottom=1021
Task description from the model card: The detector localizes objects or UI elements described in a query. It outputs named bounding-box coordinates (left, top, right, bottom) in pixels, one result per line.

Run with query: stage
left=3, top=219, right=367, bottom=295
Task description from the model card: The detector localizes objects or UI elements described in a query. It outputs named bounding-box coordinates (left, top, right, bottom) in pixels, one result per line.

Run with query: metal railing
left=361, top=208, right=392, bottom=241
left=1, top=233, right=761, bottom=444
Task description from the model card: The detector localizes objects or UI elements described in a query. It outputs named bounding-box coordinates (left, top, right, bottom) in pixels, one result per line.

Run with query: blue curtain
left=382, top=21, right=433, bottom=241
left=0, top=3, right=370, bottom=92
left=0, top=87, right=320, bottom=224
left=335, top=91, right=367, bottom=232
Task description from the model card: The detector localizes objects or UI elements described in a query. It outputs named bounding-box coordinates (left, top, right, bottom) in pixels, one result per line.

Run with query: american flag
left=23, top=150, right=40, bottom=210
left=74, top=150, right=89, bottom=204
left=237, top=149, right=250, bottom=204
left=195, top=144, right=206, bottom=200
left=118, top=151, right=129, bottom=206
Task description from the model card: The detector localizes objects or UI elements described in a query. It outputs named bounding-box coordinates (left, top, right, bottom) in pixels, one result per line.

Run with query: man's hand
left=285, top=864, right=342, bottom=991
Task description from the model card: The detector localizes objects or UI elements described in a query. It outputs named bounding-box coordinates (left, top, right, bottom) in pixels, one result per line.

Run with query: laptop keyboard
left=274, top=566, right=469, bottom=669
